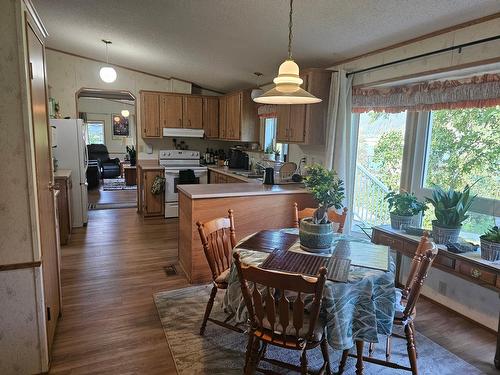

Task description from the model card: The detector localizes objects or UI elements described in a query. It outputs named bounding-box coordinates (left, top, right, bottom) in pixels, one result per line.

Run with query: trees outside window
left=87, top=121, right=105, bottom=144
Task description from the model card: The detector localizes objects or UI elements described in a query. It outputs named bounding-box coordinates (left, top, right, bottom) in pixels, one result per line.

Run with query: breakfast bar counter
left=177, top=183, right=316, bottom=283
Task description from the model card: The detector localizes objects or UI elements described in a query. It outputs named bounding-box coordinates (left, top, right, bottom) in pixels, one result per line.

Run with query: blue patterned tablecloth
left=223, top=228, right=396, bottom=350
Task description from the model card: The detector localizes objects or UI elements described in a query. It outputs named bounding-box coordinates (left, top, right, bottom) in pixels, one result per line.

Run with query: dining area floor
left=48, top=208, right=497, bottom=374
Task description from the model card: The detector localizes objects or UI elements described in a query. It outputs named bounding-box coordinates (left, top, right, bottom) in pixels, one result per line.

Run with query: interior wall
left=78, top=97, right=136, bottom=158
left=0, top=1, right=47, bottom=373
left=45, top=49, right=191, bottom=160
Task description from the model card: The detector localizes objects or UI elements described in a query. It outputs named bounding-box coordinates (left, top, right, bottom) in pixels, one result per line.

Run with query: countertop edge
left=178, top=184, right=310, bottom=200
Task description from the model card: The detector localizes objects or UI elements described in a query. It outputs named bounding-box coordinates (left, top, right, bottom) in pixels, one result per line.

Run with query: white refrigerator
left=51, top=119, right=88, bottom=227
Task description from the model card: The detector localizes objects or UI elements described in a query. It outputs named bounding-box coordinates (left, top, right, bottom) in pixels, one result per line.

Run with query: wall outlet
left=145, top=144, right=153, bottom=154
left=438, top=281, right=447, bottom=296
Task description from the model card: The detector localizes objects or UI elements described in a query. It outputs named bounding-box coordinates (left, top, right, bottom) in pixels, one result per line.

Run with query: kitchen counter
left=177, top=182, right=308, bottom=199
left=137, top=160, right=164, bottom=170
left=54, top=169, right=72, bottom=178
left=206, top=166, right=261, bottom=183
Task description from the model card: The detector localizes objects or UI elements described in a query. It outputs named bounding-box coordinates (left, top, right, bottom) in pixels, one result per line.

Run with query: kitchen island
left=177, top=183, right=315, bottom=283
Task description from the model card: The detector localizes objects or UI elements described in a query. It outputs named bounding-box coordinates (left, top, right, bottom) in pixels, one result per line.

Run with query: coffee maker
left=228, top=148, right=249, bottom=170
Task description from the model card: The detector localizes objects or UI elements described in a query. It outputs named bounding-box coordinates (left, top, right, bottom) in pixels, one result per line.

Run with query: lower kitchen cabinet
left=54, top=170, right=72, bottom=245
left=137, top=164, right=165, bottom=217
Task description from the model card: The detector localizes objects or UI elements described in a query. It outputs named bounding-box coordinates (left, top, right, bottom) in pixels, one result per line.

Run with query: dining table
left=223, top=227, right=397, bottom=374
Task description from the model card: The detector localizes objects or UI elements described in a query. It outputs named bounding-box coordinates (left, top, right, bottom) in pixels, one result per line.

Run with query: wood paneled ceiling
left=32, top=0, right=500, bottom=92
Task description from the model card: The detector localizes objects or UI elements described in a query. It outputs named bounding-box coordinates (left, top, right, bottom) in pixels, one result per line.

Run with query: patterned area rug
left=154, top=285, right=483, bottom=375
left=102, top=178, right=136, bottom=191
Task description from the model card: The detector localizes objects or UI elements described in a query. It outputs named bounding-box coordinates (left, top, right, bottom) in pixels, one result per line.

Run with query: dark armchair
left=87, top=144, right=121, bottom=179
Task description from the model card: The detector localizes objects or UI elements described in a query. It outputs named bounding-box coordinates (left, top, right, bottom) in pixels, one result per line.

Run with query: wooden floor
left=88, top=181, right=137, bottom=206
left=49, top=208, right=497, bottom=374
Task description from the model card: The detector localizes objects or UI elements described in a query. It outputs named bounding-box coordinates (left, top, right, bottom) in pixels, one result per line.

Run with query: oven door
left=164, top=169, right=207, bottom=218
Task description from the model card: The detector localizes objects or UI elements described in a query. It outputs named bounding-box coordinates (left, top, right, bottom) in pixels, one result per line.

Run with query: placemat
left=333, top=239, right=390, bottom=272
left=237, top=230, right=298, bottom=253
left=260, top=250, right=351, bottom=282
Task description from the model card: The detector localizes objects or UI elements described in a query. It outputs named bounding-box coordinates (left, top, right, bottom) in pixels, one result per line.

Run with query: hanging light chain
left=288, top=0, right=293, bottom=60
left=102, top=39, right=112, bottom=64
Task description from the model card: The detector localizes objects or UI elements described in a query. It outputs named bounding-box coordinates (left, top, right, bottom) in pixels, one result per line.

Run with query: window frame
left=86, top=120, right=105, bottom=145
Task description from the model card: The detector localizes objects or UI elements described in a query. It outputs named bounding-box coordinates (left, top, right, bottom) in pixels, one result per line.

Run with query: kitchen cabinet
left=160, top=94, right=183, bottom=128
left=141, top=92, right=161, bottom=138
left=209, top=169, right=247, bottom=184
left=218, top=89, right=258, bottom=142
left=276, top=68, right=331, bottom=145
left=184, top=96, right=203, bottom=129
left=54, top=171, right=72, bottom=245
left=203, top=96, right=219, bottom=138
left=137, top=164, right=165, bottom=217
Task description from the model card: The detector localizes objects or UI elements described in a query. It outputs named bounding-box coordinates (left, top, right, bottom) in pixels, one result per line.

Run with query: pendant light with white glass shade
left=121, top=109, right=130, bottom=118
left=99, top=40, right=117, bottom=83
left=253, top=0, right=321, bottom=105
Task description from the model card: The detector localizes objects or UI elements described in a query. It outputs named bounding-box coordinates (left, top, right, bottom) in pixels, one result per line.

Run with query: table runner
left=223, top=228, right=396, bottom=350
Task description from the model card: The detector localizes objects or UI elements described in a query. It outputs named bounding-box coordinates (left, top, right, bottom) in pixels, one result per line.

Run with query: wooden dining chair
left=293, top=203, right=348, bottom=233
left=338, top=242, right=438, bottom=375
left=368, top=232, right=432, bottom=358
left=233, top=252, right=331, bottom=375
left=196, top=209, right=242, bottom=335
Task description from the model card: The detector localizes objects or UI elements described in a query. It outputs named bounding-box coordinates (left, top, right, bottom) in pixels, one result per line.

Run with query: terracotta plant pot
left=480, top=237, right=500, bottom=262
left=299, top=217, right=334, bottom=253
left=432, top=220, right=461, bottom=244
left=390, top=213, right=418, bottom=230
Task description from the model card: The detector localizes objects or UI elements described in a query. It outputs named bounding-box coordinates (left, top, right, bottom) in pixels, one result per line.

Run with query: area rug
left=154, top=285, right=483, bottom=375
left=102, top=178, right=136, bottom=191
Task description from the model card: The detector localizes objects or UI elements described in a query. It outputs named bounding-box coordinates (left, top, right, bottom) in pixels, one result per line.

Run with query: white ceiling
left=32, top=0, right=500, bottom=92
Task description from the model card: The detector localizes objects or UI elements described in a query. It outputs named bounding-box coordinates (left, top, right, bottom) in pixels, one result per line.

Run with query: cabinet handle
left=179, top=119, right=182, bottom=127
left=471, top=268, right=481, bottom=278
left=188, top=120, right=191, bottom=127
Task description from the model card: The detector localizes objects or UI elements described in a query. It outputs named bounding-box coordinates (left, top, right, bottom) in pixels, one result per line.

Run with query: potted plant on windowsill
left=126, top=145, right=136, bottom=166
left=384, top=190, right=426, bottom=230
left=480, top=226, right=500, bottom=262
left=300, top=164, right=345, bottom=252
left=425, top=184, right=476, bottom=244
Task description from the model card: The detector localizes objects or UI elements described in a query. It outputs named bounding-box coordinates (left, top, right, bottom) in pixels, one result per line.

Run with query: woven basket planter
left=480, top=237, right=500, bottom=262
left=432, top=221, right=461, bottom=244
left=390, top=213, right=418, bottom=230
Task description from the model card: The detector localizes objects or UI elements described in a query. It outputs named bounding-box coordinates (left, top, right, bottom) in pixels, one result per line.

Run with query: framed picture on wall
left=112, top=114, right=129, bottom=137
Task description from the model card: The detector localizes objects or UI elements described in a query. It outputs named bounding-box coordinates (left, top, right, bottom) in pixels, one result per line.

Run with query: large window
left=263, top=117, right=288, bottom=161
left=87, top=121, right=105, bottom=144
left=419, top=107, right=500, bottom=237
left=352, top=111, right=407, bottom=226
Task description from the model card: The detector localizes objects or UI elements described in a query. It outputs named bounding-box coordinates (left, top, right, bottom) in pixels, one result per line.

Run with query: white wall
left=46, top=49, right=191, bottom=159
left=78, top=98, right=136, bottom=158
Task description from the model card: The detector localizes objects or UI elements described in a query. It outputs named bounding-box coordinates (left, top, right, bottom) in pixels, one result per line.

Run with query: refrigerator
left=51, top=119, right=88, bottom=227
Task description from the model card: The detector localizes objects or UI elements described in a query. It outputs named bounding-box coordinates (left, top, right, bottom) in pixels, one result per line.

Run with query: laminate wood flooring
left=49, top=208, right=497, bottom=374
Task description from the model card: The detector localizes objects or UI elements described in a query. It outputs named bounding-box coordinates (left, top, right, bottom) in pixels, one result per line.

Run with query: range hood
left=163, top=128, right=205, bottom=138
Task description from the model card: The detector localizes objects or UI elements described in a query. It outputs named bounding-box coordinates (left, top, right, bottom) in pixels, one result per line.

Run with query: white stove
left=159, top=150, right=208, bottom=218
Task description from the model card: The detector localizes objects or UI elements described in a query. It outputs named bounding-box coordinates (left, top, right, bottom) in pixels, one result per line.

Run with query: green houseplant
left=480, top=226, right=500, bottom=261
left=384, top=191, right=426, bottom=230
left=126, top=145, right=136, bottom=166
left=300, top=164, right=345, bottom=252
left=425, top=184, right=476, bottom=244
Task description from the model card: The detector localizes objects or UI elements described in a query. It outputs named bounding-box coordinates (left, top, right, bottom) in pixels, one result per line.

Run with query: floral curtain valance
left=257, top=104, right=278, bottom=118
left=352, top=73, right=500, bottom=113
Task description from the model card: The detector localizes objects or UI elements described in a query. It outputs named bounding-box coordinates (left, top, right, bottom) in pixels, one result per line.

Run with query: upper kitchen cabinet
left=160, top=94, right=183, bottom=128
left=203, top=96, right=219, bottom=138
left=276, top=68, right=331, bottom=145
left=184, top=96, right=203, bottom=129
left=219, top=89, right=258, bottom=142
left=141, top=91, right=161, bottom=138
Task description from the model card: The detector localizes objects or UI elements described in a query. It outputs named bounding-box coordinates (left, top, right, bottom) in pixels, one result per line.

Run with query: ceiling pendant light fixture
left=253, top=0, right=321, bottom=105
left=99, top=40, right=117, bottom=83
left=121, top=109, right=130, bottom=118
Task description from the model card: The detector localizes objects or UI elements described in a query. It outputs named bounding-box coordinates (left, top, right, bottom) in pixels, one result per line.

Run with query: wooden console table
left=372, top=225, right=500, bottom=370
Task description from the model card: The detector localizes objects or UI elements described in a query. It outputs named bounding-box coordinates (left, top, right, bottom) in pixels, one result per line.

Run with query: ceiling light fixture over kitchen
left=99, top=40, right=117, bottom=83
left=253, top=0, right=321, bottom=105
left=121, top=109, right=130, bottom=118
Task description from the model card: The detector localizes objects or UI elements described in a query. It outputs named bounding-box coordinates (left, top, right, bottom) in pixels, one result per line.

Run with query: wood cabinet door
left=203, top=97, right=219, bottom=138
left=288, top=103, right=306, bottom=143
left=226, top=93, right=241, bottom=140
left=219, top=96, right=227, bottom=139
left=276, top=105, right=290, bottom=142
left=160, top=94, right=183, bottom=129
left=141, top=92, right=161, bottom=137
left=27, top=23, right=60, bottom=354
left=143, top=170, right=165, bottom=216
left=184, top=96, right=203, bottom=129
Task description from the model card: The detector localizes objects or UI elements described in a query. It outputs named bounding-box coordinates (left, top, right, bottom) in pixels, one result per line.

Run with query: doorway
left=76, top=89, right=137, bottom=210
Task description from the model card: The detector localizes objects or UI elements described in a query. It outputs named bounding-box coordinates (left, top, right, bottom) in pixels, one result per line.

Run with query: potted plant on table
left=126, top=145, right=136, bottom=166
left=300, top=164, right=345, bottom=252
left=425, top=184, right=476, bottom=244
left=384, top=190, right=426, bottom=230
left=480, top=226, right=500, bottom=262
